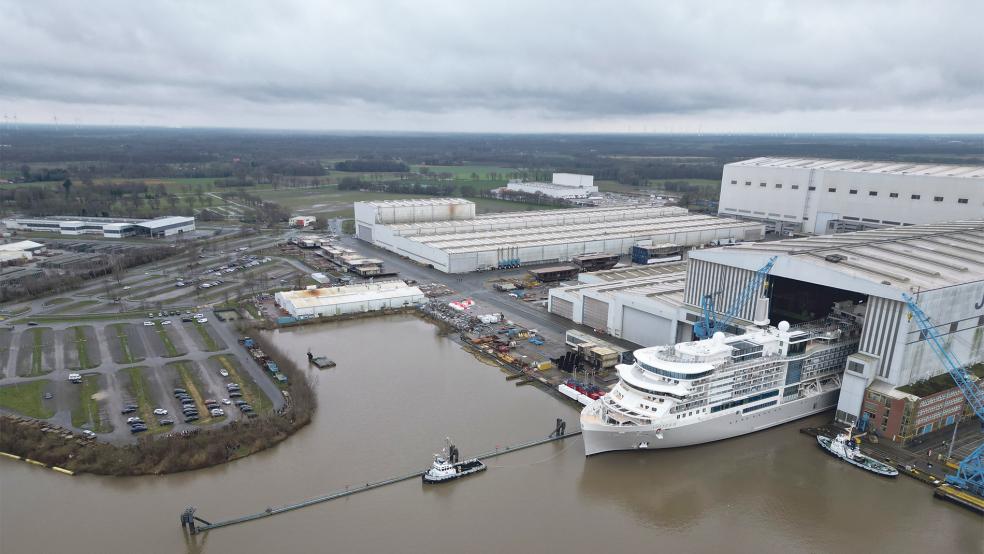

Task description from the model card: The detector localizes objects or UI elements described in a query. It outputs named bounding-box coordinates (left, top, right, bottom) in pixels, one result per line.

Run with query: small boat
left=817, top=427, right=898, bottom=477
left=422, top=438, right=487, bottom=484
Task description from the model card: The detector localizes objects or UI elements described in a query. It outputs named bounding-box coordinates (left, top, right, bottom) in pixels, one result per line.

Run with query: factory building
left=504, top=173, right=599, bottom=199
left=718, top=157, right=984, bottom=235
left=355, top=198, right=763, bottom=274
left=682, top=220, right=984, bottom=428
left=548, top=263, right=690, bottom=347
left=275, top=280, right=425, bottom=318
left=4, top=215, right=195, bottom=238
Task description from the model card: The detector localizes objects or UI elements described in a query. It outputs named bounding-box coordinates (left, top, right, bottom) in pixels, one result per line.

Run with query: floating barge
left=307, top=351, right=336, bottom=368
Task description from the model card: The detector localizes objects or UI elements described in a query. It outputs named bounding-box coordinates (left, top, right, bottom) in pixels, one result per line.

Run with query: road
left=335, top=235, right=637, bottom=351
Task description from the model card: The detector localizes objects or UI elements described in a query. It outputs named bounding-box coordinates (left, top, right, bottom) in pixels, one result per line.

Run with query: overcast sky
left=2, top=0, right=982, bottom=133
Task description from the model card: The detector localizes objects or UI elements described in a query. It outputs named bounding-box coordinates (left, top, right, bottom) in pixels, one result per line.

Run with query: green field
left=0, top=380, right=54, bottom=419
left=252, top=187, right=558, bottom=220
left=111, top=324, right=140, bottom=364
left=71, top=374, right=112, bottom=433
left=29, top=328, right=47, bottom=377
left=71, top=326, right=97, bottom=369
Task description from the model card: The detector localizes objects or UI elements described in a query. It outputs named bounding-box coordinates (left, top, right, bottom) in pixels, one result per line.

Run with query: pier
left=181, top=419, right=580, bottom=535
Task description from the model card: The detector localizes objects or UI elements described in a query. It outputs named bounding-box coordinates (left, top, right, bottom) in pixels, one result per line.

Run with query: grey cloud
left=1, top=0, right=982, bottom=131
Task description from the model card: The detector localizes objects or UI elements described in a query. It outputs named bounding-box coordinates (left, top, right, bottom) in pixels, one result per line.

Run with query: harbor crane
left=694, top=256, right=778, bottom=339
left=903, top=293, right=984, bottom=497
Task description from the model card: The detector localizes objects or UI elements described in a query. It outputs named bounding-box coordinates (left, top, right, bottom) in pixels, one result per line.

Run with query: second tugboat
left=422, top=438, right=487, bottom=484
left=817, top=427, right=898, bottom=477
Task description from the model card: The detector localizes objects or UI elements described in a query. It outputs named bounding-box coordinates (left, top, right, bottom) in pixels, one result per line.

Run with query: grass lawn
left=50, top=299, right=101, bottom=314
left=30, top=328, right=45, bottom=376
left=112, top=324, right=139, bottom=364
left=194, top=323, right=221, bottom=351
left=71, top=326, right=96, bottom=369
left=155, top=323, right=180, bottom=357
left=71, top=374, right=112, bottom=433
left=212, top=354, right=272, bottom=413
left=0, top=380, right=54, bottom=419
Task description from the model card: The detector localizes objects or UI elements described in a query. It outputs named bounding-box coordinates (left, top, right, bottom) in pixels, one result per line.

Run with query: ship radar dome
left=778, top=321, right=790, bottom=332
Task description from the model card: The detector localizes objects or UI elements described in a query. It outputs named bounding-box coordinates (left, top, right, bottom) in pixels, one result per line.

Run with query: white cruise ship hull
left=581, top=390, right=839, bottom=456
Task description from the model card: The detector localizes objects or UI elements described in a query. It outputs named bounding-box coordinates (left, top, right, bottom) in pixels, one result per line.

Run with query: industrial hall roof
left=700, top=220, right=984, bottom=292
left=728, top=157, right=984, bottom=179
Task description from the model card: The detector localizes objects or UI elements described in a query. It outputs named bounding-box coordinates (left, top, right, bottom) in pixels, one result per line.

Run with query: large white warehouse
left=505, top=172, right=599, bottom=199
left=718, top=157, right=984, bottom=235
left=355, top=198, right=764, bottom=273
left=275, top=280, right=425, bottom=318
left=683, top=220, right=984, bottom=427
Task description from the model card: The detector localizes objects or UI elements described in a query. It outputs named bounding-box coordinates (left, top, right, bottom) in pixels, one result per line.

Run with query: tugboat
left=422, top=438, right=487, bottom=484
left=817, top=427, right=898, bottom=477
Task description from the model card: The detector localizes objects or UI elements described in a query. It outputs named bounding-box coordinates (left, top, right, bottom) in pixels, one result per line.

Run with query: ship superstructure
left=581, top=302, right=864, bottom=455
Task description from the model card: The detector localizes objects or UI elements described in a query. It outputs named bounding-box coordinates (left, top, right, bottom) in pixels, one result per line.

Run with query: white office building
left=4, top=215, right=195, bottom=238
left=718, top=157, right=984, bottom=235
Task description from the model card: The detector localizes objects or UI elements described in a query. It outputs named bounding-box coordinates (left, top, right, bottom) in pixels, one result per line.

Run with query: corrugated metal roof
left=728, top=157, right=984, bottom=179
left=709, top=219, right=984, bottom=291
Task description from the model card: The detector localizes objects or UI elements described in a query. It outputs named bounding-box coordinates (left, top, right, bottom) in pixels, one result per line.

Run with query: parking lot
left=0, top=312, right=285, bottom=441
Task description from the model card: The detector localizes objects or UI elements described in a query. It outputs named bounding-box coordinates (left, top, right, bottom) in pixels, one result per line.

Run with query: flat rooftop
left=278, top=280, right=423, bottom=308
left=555, top=268, right=688, bottom=308
left=414, top=214, right=759, bottom=254
left=135, top=216, right=195, bottom=229
left=580, top=262, right=688, bottom=283
left=728, top=157, right=984, bottom=179
left=700, top=220, right=984, bottom=291
left=359, top=198, right=473, bottom=208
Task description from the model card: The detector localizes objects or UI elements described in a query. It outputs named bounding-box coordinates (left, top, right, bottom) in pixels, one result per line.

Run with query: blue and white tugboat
left=422, top=438, right=486, bottom=484
left=817, top=427, right=898, bottom=477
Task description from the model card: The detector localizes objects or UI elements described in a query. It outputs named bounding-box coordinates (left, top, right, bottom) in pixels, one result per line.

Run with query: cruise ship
left=581, top=302, right=864, bottom=455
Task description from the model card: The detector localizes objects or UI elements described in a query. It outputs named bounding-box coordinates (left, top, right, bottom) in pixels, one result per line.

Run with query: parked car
left=153, top=408, right=168, bottom=415
left=210, top=408, right=225, bottom=417
left=81, top=430, right=96, bottom=439
left=121, top=407, right=137, bottom=415
left=173, top=388, right=187, bottom=395
left=126, top=417, right=143, bottom=424
left=219, top=369, right=229, bottom=377
left=143, top=321, right=154, bottom=326
left=161, top=320, right=172, bottom=325
left=221, top=399, right=232, bottom=405
left=159, top=419, right=174, bottom=426
left=130, top=426, right=148, bottom=434
left=197, top=317, right=208, bottom=323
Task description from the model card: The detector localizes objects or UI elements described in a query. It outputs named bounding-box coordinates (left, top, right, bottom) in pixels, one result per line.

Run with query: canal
left=1, top=314, right=980, bottom=553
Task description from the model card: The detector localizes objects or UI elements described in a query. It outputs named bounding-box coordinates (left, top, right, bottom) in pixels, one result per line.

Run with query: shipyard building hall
left=354, top=199, right=762, bottom=274
left=681, top=220, right=984, bottom=431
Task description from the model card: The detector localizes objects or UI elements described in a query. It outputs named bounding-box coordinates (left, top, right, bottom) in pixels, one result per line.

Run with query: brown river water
left=1, top=314, right=980, bottom=553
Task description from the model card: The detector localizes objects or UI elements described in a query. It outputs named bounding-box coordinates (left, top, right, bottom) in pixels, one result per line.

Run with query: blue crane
left=903, top=293, right=984, bottom=496
left=694, top=256, right=778, bottom=339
